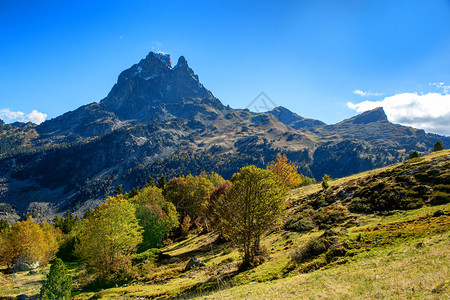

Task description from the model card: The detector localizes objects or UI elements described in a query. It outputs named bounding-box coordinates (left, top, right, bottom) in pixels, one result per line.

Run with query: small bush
left=348, top=197, right=372, bottom=213
left=284, top=217, right=315, bottom=232
left=325, top=244, right=347, bottom=262
left=429, top=191, right=450, bottom=205
left=132, top=248, right=161, bottom=264
left=291, top=231, right=338, bottom=263
left=408, top=151, right=420, bottom=159
left=313, top=206, right=348, bottom=230
left=180, top=215, right=191, bottom=239
left=322, top=175, right=331, bottom=190
left=434, top=184, right=450, bottom=193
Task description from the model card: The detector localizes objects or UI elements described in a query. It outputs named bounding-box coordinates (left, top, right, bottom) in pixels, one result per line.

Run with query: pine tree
left=322, top=174, right=331, bottom=190
left=145, top=176, right=156, bottom=187
left=433, top=141, right=444, bottom=152
left=116, top=184, right=124, bottom=195
left=40, top=258, right=72, bottom=300
left=157, top=175, right=167, bottom=189
left=83, top=207, right=93, bottom=220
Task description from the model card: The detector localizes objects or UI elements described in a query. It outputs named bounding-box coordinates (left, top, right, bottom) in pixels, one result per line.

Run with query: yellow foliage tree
left=0, top=217, right=62, bottom=269
left=75, top=196, right=143, bottom=277
left=40, top=221, right=63, bottom=265
left=267, top=153, right=302, bottom=188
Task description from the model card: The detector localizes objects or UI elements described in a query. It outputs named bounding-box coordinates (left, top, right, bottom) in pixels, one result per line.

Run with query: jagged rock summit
left=102, top=52, right=223, bottom=114
left=37, top=51, right=226, bottom=138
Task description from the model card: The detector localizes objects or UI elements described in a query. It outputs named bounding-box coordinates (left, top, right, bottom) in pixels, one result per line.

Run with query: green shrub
left=434, top=184, right=450, bottom=193
left=313, top=206, right=348, bottom=230
left=429, top=191, right=450, bottom=205
left=348, top=197, right=372, bottom=213
left=284, top=216, right=315, bottom=232
left=321, top=174, right=331, bottom=190
left=132, top=248, right=161, bottom=264
left=291, top=231, right=338, bottom=263
left=408, top=151, right=420, bottom=159
left=325, top=244, right=347, bottom=262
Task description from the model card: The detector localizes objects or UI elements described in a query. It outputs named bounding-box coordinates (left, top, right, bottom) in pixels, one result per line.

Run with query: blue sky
left=1, top=0, right=450, bottom=135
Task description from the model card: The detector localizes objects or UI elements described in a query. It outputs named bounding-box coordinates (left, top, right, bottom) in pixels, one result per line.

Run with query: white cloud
left=429, top=82, right=449, bottom=94
left=0, top=108, right=47, bottom=125
left=347, top=92, right=450, bottom=136
left=27, top=110, right=47, bottom=124
left=353, top=89, right=384, bottom=97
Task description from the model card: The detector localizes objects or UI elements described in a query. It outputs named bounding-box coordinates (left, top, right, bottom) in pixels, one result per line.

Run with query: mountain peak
left=175, top=56, right=188, bottom=68
left=142, top=51, right=172, bottom=68
left=268, top=106, right=326, bottom=129
left=268, top=106, right=304, bottom=124
left=342, top=107, right=388, bottom=125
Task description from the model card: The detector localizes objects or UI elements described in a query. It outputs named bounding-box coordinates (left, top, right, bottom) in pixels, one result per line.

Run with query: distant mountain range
left=0, top=51, right=448, bottom=222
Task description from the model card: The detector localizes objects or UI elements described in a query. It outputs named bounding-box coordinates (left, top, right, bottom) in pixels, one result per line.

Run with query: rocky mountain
left=268, top=106, right=326, bottom=129
left=36, top=52, right=227, bottom=139
left=0, top=51, right=449, bottom=222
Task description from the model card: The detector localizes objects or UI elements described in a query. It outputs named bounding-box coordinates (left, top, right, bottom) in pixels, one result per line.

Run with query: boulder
left=184, top=257, right=205, bottom=271
left=13, top=257, right=39, bottom=272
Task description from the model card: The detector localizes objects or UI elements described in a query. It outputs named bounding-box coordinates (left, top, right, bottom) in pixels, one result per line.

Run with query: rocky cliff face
left=1, top=51, right=449, bottom=221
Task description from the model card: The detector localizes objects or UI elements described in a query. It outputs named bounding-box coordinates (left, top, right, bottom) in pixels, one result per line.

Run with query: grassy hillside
left=1, top=150, right=449, bottom=299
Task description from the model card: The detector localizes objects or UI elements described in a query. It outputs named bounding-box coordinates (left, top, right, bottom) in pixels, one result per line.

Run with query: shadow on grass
left=159, top=235, right=230, bottom=265
left=169, top=268, right=241, bottom=299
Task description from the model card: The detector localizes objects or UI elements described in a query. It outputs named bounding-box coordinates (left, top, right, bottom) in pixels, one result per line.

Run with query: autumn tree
left=164, top=174, right=215, bottom=221
left=213, top=166, right=287, bottom=268
left=200, top=171, right=226, bottom=188
left=206, top=181, right=230, bottom=232
left=40, top=258, right=72, bottom=300
left=75, top=196, right=142, bottom=277
left=267, top=153, right=302, bottom=188
left=132, top=186, right=179, bottom=250
left=40, top=222, right=63, bottom=265
left=0, top=217, right=62, bottom=270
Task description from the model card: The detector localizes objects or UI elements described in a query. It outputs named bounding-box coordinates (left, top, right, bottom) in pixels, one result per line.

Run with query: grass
left=194, top=231, right=449, bottom=299
left=1, top=150, right=449, bottom=299
left=0, top=265, right=48, bottom=297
